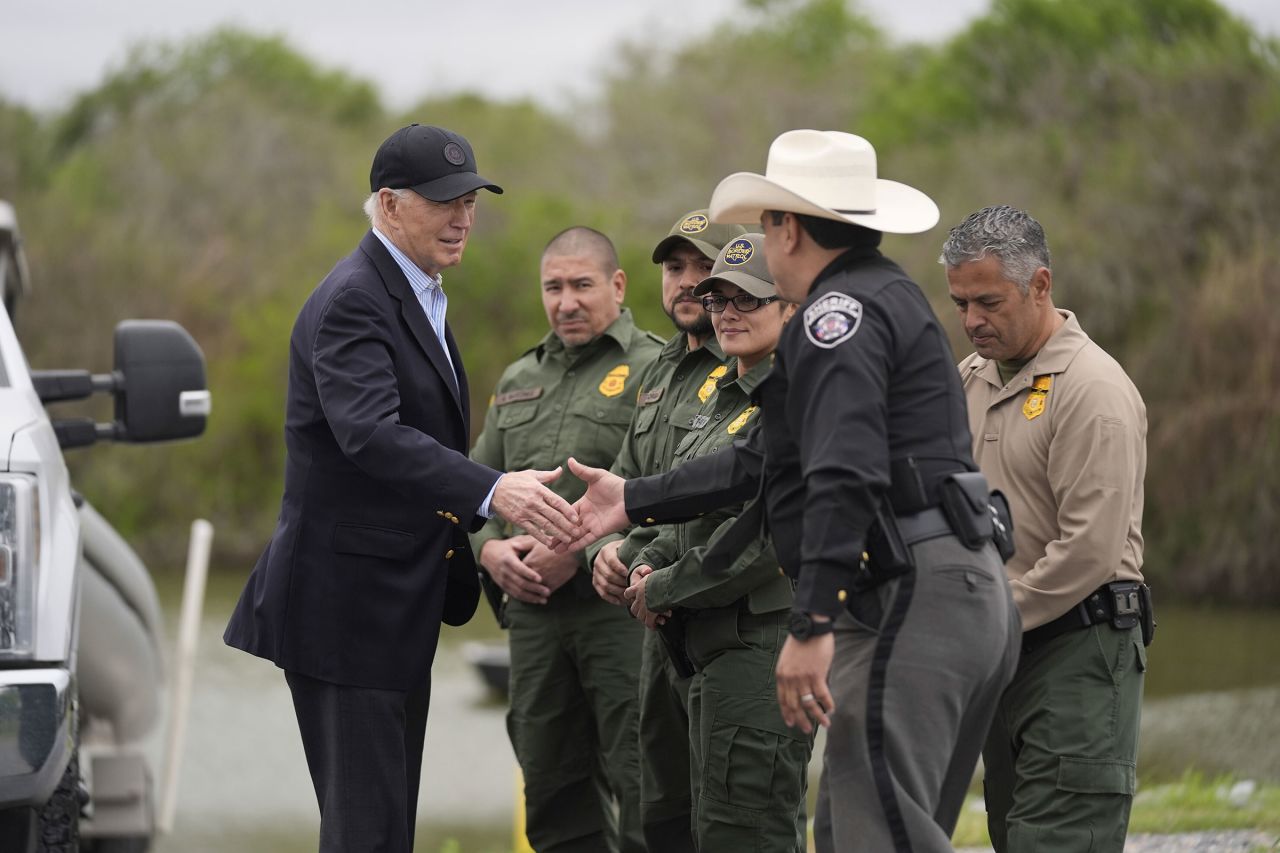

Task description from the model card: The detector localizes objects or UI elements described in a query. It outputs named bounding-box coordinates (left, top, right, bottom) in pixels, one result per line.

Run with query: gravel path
left=958, top=830, right=1278, bottom=852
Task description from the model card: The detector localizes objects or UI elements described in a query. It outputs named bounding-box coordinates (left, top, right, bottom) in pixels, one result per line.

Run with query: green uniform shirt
left=587, top=331, right=729, bottom=568
left=634, top=357, right=793, bottom=615
left=470, top=308, right=664, bottom=584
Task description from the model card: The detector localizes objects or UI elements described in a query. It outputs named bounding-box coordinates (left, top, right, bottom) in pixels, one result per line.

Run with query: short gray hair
left=363, top=188, right=414, bottom=227
left=939, top=205, right=1051, bottom=294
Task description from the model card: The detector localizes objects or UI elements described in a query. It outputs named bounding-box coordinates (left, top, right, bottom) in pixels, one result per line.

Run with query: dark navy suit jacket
left=225, top=231, right=500, bottom=690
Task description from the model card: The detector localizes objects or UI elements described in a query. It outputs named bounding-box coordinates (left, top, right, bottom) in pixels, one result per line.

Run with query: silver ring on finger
left=800, top=693, right=816, bottom=703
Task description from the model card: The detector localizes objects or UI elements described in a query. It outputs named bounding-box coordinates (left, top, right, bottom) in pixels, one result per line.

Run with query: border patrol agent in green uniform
left=943, top=206, right=1150, bottom=853
left=470, top=227, right=664, bottom=853
left=585, top=210, right=744, bottom=853
left=625, top=235, right=814, bottom=852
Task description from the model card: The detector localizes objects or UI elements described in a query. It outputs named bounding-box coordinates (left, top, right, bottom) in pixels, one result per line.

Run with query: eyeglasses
left=700, top=294, right=779, bottom=313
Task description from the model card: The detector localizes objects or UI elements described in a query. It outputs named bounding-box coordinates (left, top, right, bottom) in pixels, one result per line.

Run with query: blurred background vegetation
left=1, top=0, right=1276, bottom=603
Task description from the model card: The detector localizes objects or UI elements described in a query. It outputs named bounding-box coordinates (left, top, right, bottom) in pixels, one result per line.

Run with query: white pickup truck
left=0, top=200, right=210, bottom=852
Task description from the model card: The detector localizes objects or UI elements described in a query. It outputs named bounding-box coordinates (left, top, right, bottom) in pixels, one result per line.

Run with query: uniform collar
left=966, top=309, right=1091, bottom=393
left=719, top=354, right=772, bottom=396
left=657, top=328, right=726, bottom=363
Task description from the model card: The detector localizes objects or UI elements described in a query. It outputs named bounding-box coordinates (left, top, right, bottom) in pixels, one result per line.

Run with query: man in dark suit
left=224, top=124, right=580, bottom=853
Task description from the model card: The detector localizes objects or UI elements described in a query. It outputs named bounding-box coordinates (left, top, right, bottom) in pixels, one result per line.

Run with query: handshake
left=481, top=457, right=631, bottom=606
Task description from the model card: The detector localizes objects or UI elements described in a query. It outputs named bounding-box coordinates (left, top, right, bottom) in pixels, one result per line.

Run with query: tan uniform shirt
left=959, top=310, right=1146, bottom=631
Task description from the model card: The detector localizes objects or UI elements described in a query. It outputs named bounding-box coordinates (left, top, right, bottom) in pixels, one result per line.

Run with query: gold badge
left=1023, top=374, right=1052, bottom=420
left=727, top=405, right=757, bottom=435
left=697, top=365, right=729, bottom=403
left=598, top=364, right=629, bottom=398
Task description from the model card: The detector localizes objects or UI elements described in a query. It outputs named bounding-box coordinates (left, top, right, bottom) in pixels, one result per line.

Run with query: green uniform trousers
left=506, top=593, right=646, bottom=853
left=687, top=606, right=813, bottom=853
left=638, top=629, right=696, bottom=852
left=983, top=622, right=1147, bottom=853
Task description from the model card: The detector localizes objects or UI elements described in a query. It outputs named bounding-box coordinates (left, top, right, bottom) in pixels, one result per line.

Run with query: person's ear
left=1030, top=267, right=1052, bottom=304
left=612, top=269, right=627, bottom=305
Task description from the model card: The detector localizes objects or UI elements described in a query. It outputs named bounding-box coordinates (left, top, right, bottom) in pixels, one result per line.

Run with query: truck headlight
left=0, top=474, right=38, bottom=658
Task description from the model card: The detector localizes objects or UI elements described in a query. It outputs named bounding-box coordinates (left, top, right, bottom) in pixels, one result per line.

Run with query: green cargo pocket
left=1056, top=756, right=1136, bottom=796
left=702, top=696, right=812, bottom=813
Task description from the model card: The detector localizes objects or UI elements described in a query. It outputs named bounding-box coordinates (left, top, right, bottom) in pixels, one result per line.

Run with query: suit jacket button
left=445, top=549, right=455, bottom=559
left=645, top=517, right=655, bottom=524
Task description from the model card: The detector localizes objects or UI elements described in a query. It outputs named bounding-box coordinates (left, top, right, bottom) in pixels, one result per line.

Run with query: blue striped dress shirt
left=372, top=227, right=498, bottom=518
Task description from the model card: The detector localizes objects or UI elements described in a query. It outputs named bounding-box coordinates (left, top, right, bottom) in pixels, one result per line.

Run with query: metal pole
left=157, top=518, right=213, bottom=834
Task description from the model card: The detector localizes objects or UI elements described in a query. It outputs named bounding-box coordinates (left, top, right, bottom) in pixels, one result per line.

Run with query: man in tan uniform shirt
left=943, top=205, right=1150, bottom=853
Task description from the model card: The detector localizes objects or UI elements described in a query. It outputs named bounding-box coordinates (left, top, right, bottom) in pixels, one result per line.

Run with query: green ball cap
left=693, top=233, right=775, bottom=298
left=651, top=209, right=747, bottom=263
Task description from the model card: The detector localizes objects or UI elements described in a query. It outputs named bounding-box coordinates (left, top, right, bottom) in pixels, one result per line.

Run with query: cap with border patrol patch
left=693, top=233, right=775, bottom=298
left=651, top=209, right=747, bottom=264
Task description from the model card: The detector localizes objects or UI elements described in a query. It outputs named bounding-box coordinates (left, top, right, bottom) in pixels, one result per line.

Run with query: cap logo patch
left=803, top=293, right=863, bottom=349
left=723, top=238, right=754, bottom=265
left=442, top=142, right=466, bottom=165
left=680, top=214, right=709, bottom=234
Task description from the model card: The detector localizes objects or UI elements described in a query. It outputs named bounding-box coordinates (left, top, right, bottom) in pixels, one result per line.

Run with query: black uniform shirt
left=625, top=247, right=976, bottom=618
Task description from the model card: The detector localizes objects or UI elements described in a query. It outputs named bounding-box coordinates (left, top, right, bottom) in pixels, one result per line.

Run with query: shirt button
left=715, top=413, right=723, bottom=420
left=596, top=410, right=604, bottom=417
left=676, top=374, right=684, bottom=380
left=567, top=371, right=576, bottom=378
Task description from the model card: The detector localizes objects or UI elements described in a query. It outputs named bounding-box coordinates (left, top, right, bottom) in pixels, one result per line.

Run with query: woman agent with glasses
left=621, top=234, right=813, bottom=853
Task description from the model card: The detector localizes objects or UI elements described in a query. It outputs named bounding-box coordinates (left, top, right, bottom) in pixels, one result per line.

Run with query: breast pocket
left=495, top=401, right=541, bottom=468
left=632, top=403, right=660, bottom=437
left=569, top=399, right=636, bottom=469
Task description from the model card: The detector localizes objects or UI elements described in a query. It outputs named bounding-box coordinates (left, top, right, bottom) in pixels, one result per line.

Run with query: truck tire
left=37, top=749, right=80, bottom=853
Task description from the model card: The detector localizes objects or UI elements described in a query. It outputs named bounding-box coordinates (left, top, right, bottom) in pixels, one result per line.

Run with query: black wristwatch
left=788, top=612, right=835, bottom=640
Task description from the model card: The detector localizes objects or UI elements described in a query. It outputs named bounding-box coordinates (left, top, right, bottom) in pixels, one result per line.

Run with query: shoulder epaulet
left=642, top=330, right=666, bottom=346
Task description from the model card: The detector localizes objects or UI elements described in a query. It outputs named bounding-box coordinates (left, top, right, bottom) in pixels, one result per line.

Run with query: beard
left=673, top=312, right=713, bottom=338
left=667, top=294, right=713, bottom=338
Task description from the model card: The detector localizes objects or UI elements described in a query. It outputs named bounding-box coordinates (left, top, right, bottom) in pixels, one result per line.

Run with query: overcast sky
left=2, top=0, right=1277, bottom=112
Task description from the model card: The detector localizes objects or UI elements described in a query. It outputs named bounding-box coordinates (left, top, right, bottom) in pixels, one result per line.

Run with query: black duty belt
left=1021, top=580, right=1154, bottom=655
left=895, top=507, right=953, bottom=546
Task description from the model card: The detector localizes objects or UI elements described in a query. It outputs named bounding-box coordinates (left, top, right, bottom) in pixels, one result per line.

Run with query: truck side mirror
left=113, top=320, right=210, bottom=443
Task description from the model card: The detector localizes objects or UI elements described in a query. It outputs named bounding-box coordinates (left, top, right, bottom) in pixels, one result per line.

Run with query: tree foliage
left=1, top=3, right=1276, bottom=601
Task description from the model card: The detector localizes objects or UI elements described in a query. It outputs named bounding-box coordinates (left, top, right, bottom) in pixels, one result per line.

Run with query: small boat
left=462, top=640, right=510, bottom=698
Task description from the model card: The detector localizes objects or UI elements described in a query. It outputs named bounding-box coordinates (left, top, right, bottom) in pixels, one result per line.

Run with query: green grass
left=950, top=772, right=1280, bottom=849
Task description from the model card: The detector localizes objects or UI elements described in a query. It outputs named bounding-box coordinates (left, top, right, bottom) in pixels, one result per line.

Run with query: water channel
left=151, top=573, right=1280, bottom=853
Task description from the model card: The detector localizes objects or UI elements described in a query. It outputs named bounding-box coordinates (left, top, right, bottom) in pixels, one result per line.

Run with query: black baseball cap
left=369, top=124, right=504, bottom=202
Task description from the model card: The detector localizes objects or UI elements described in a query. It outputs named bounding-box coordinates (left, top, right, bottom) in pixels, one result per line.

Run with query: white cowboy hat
left=708, top=129, right=940, bottom=234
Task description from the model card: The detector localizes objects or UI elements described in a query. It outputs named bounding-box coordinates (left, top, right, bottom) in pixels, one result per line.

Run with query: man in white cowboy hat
left=560, top=129, right=1021, bottom=852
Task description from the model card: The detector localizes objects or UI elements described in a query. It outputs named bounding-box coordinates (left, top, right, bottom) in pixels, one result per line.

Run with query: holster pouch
left=657, top=610, right=696, bottom=679
left=1139, top=582, right=1156, bottom=646
left=859, top=503, right=915, bottom=592
left=1107, top=580, right=1142, bottom=633
left=989, top=490, right=1017, bottom=563
left=938, top=472, right=995, bottom=551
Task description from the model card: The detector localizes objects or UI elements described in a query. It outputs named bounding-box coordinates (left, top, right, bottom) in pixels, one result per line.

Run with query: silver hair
left=362, top=188, right=414, bottom=227
left=939, top=205, right=1051, bottom=294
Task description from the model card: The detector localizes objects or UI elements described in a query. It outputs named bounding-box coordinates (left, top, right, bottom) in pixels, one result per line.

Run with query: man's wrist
left=788, top=611, right=835, bottom=640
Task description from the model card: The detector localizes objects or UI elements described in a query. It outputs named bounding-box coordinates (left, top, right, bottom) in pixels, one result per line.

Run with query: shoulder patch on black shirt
left=803, top=294, right=863, bottom=349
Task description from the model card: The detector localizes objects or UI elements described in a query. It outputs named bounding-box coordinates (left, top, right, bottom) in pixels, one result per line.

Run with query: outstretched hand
left=492, top=467, right=580, bottom=549
left=554, top=457, right=630, bottom=552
